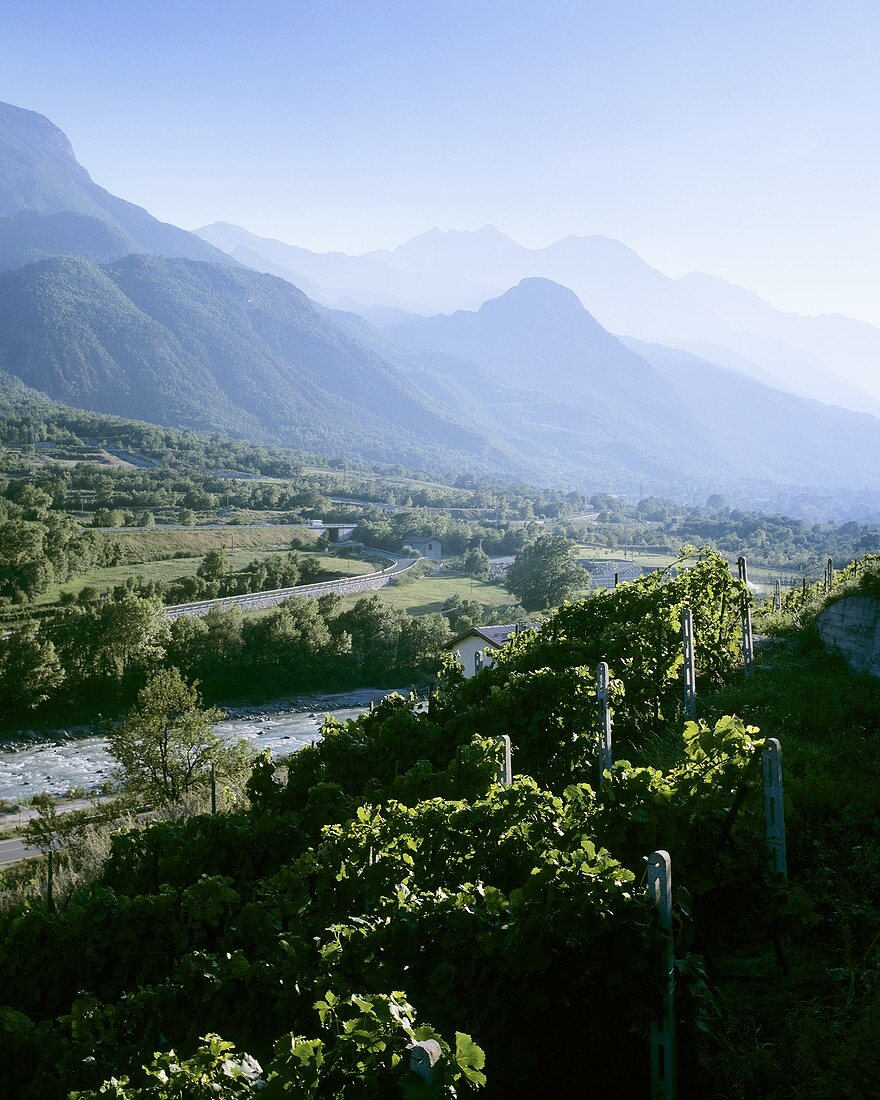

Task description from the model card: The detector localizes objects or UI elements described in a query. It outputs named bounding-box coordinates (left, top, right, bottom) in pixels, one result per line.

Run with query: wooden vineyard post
left=825, top=557, right=834, bottom=594
left=762, top=738, right=788, bottom=879
left=614, top=571, right=619, bottom=588
left=774, top=579, right=782, bottom=613
left=682, top=609, right=696, bottom=719
left=738, top=557, right=754, bottom=675
left=495, top=735, right=512, bottom=786
left=596, top=661, right=613, bottom=783
left=210, top=764, right=217, bottom=815
left=648, top=850, right=676, bottom=1100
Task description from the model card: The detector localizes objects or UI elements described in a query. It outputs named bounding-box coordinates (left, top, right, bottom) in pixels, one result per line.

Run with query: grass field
left=101, top=525, right=316, bottom=562
left=37, top=549, right=376, bottom=605
left=338, top=572, right=516, bottom=618
left=576, top=544, right=677, bottom=570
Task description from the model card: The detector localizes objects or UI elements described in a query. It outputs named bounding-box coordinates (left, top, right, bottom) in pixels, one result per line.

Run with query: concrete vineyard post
left=648, top=849, right=676, bottom=1099
left=495, top=735, right=512, bottom=785
left=826, top=557, right=834, bottom=593
left=738, top=557, right=754, bottom=674
left=682, top=609, right=696, bottom=720
left=774, top=579, right=781, bottom=613
left=407, top=1040, right=443, bottom=1084
left=596, top=661, right=613, bottom=782
left=762, top=738, right=788, bottom=879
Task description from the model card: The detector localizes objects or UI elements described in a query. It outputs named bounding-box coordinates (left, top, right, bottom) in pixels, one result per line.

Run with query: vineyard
left=0, top=550, right=853, bottom=1097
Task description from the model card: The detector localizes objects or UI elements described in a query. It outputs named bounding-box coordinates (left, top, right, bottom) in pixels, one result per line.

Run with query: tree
left=198, top=548, right=230, bottom=581
left=463, top=545, right=491, bottom=581
left=97, top=593, right=169, bottom=685
left=108, top=668, right=252, bottom=808
left=504, top=535, right=587, bottom=611
left=0, top=623, right=65, bottom=711
left=0, top=520, right=51, bottom=601
left=441, top=594, right=484, bottom=632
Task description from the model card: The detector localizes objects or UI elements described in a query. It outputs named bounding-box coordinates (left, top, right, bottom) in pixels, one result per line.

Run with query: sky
left=2, top=0, right=879, bottom=323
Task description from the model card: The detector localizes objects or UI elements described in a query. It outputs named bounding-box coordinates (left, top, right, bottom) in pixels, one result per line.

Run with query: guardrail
left=164, top=550, right=422, bottom=619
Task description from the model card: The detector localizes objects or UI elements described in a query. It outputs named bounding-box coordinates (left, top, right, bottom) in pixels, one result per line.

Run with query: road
left=0, top=835, right=38, bottom=866
left=164, top=549, right=420, bottom=620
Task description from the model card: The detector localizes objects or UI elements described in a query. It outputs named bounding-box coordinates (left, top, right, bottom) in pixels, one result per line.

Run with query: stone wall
left=815, top=594, right=880, bottom=677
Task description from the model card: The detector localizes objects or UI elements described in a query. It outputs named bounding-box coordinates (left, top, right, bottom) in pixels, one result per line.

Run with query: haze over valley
left=1, top=98, right=880, bottom=517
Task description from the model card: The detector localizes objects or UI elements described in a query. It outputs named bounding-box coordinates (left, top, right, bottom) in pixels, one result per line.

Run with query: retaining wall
left=166, top=554, right=416, bottom=620
left=815, top=594, right=880, bottom=677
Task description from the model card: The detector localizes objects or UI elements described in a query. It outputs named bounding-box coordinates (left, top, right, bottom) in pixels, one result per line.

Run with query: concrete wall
left=816, top=594, right=880, bottom=677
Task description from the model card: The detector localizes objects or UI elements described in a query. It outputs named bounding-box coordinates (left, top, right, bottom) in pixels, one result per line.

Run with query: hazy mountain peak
left=0, top=100, right=78, bottom=163
left=479, top=276, right=585, bottom=315
left=406, top=223, right=513, bottom=243
left=198, top=220, right=247, bottom=236
left=0, top=98, right=229, bottom=266
left=387, top=274, right=666, bottom=400
left=0, top=100, right=96, bottom=217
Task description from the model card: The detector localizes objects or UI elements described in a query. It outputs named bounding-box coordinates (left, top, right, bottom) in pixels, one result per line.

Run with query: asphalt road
left=0, top=836, right=38, bottom=866
left=0, top=798, right=116, bottom=867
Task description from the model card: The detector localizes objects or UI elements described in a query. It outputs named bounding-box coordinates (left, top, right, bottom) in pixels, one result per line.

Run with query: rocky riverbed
left=0, top=686, right=409, bottom=803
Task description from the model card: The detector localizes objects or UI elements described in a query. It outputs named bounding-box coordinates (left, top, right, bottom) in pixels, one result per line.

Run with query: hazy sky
left=2, top=1, right=879, bottom=323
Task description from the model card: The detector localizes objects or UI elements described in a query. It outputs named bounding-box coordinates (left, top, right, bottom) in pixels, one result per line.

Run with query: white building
left=408, top=537, right=442, bottom=561
left=446, top=622, right=537, bottom=678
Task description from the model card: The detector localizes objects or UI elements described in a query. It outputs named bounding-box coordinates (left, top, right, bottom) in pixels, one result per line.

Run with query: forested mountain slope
left=0, top=255, right=505, bottom=472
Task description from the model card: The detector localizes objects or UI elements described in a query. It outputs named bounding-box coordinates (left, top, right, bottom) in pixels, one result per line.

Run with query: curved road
left=165, top=549, right=420, bottom=620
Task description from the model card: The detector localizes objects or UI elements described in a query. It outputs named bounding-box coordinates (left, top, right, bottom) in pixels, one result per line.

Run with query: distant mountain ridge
left=0, top=100, right=230, bottom=268
left=196, top=222, right=496, bottom=313
left=384, top=278, right=880, bottom=492
left=371, top=226, right=880, bottom=415
left=206, top=219, right=880, bottom=417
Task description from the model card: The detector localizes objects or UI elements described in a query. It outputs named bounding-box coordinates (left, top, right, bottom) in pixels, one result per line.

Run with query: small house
left=446, top=622, right=537, bottom=678
left=408, top=537, right=442, bottom=561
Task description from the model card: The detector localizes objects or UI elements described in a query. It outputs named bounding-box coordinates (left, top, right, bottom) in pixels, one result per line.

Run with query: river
left=0, top=687, right=399, bottom=803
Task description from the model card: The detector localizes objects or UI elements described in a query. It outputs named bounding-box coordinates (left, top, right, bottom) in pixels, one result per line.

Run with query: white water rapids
left=0, top=688, right=397, bottom=803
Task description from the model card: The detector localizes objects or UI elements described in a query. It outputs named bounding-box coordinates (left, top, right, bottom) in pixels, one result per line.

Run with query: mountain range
left=381, top=279, right=880, bottom=492
left=201, top=221, right=880, bottom=418
left=1, top=97, right=880, bottom=504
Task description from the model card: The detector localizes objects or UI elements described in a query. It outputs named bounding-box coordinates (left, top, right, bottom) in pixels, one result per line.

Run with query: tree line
left=0, top=589, right=454, bottom=724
